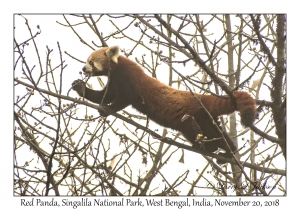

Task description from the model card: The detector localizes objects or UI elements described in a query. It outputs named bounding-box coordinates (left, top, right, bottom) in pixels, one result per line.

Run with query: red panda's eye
left=89, top=61, right=93, bottom=66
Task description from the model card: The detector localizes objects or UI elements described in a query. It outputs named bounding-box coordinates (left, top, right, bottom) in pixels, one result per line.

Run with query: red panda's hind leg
left=234, top=91, right=257, bottom=127
left=240, top=109, right=256, bottom=127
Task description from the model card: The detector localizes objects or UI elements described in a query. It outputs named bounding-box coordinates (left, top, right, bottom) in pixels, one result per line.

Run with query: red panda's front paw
left=72, top=80, right=85, bottom=97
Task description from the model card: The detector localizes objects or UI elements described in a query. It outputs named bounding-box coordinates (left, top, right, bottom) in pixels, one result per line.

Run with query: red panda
left=72, top=46, right=256, bottom=163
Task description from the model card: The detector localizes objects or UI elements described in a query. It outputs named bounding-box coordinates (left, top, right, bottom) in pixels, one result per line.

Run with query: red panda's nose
left=82, top=66, right=86, bottom=72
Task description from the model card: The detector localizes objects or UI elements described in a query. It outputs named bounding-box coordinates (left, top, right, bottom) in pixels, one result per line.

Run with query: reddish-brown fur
left=72, top=46, right=256, bottom=163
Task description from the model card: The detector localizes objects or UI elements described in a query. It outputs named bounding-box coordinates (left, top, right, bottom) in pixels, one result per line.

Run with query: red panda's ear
left=106, top=46, right=119, bottom=64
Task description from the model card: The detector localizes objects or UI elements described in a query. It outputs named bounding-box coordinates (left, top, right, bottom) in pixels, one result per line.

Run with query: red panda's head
left=82, top=46, right=119, bottom=76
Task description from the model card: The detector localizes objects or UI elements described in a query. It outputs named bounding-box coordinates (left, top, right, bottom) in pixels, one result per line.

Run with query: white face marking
left=94, top=61, right=103, bottom=71
left=83, top=59, right=103, bottom=76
